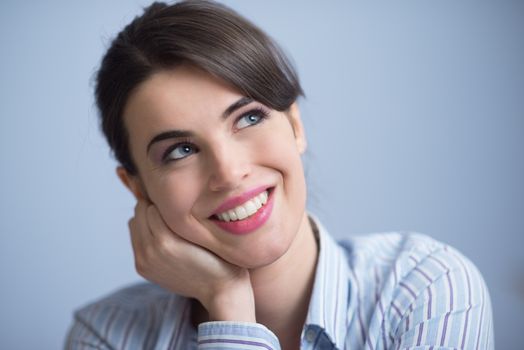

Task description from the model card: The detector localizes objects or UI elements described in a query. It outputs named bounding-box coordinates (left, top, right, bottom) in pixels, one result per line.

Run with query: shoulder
left=338, top=232, right=494, bottom=348
left=338, top=231, right=446, bottom=267
left=338, top=230, right=490, bottom=311
left=66, top=282, right=193, bottom=349
left=338, top=231, right=483, bottom=287
left=74, top=281, right=176, bottom=318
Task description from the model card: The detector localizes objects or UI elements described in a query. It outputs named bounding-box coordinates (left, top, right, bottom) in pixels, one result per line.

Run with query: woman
left=66, top=1, right=494, bottom=349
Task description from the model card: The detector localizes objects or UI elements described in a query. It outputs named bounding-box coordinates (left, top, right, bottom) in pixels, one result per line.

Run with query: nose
left=207, top=141, right=251, bottom=192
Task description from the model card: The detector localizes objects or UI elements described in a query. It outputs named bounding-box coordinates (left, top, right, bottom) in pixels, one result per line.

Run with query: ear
left=116, top=166, right=148, bottom=201
left=287, top=102, right=307, bottom=154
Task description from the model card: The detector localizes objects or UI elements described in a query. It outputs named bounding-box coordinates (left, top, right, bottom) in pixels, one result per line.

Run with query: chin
left=248, top=246, right=290, bottom=269
left=226, top=220, right=302, bottom=270
left=230, top=249, right=288, bottom=270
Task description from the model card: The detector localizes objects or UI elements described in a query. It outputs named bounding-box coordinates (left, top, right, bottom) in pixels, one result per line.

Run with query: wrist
left=204, top=273, right=256, bottom=322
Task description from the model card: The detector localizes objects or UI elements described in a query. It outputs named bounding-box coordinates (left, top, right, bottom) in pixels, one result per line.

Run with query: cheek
left=258, top=119, right=308, bottom=231
left=262, top=122, right=306, bottom=194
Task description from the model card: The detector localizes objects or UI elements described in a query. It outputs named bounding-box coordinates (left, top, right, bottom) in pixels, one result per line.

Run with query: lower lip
left=212, top=189, right=274, bottom=235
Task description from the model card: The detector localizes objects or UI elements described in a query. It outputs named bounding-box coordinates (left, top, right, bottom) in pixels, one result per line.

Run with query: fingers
left=146, top=204, right=189, bottom=255
left=129, top=199, right=152, bottom=262
left=126, top=200, right=253, bottom=307
left=134, top=199, right=151, bottom=234
left=145, top=204, right=168, bottom=238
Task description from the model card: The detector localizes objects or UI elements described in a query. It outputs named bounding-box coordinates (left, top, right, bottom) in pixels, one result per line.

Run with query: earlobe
left=287, top=103, right=307, bottom=154
left=116, top=166, right=148, bottom=201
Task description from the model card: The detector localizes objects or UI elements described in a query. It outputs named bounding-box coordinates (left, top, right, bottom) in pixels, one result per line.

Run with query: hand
left=129, top=199, right=256, bottom=322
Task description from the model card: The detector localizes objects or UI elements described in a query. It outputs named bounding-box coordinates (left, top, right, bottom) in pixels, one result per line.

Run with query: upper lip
left=211, top=185, right=271, bottom=216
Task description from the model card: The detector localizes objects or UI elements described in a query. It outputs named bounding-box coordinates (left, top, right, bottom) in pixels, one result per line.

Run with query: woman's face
left=121, top=65, right=308, bottom=268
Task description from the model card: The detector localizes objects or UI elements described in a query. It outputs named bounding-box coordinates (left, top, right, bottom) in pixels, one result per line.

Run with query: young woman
left=66, top=1, right=494, bottom=349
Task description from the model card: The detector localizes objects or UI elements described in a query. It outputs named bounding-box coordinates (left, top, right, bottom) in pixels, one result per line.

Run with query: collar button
left=305, top=328, right=317, bottom=343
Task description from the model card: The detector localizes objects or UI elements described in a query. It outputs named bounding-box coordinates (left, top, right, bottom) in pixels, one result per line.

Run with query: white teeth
left=236, top=206, right=248, bottom=220
left=260, top=191, right=268, bottom=204
left=215, top=190, right=269, bottom=222
left=228, top=209, right=238, bottom=221
left=218, top=212, right=231, bottom=222
left=245, top=201, right=257, bottom=216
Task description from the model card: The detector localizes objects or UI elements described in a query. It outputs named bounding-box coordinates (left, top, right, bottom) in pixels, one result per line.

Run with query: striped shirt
left=66, top=216, right=494, bottom=349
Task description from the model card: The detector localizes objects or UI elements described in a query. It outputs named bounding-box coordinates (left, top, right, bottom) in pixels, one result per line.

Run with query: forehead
left=123, top=65, right=242, bottom=136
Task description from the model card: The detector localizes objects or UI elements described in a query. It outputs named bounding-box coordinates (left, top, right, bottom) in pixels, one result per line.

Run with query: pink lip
left=212, top=189, right=274, bottom=235
left=212, top=185, right=270, bottom=216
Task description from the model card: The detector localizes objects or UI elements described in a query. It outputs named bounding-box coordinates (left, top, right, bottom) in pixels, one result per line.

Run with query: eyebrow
left=146, top=96, right=254, bottom=153
left=222, top=96, right=253, bottom=119
left=147, top=130, right=193, bottom=153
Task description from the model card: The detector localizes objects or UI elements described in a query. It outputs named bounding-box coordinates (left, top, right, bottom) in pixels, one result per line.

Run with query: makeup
left=211, top=186, right=274, bottom=235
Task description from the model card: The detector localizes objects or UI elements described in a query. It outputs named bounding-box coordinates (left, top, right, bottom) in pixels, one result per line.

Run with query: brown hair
left=96, top=0, right=304, bottom=174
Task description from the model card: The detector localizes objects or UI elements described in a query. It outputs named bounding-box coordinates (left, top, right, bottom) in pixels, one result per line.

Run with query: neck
left=191, top=213, right=318, bottom=349
left=249, top=213, right=318, bottom=348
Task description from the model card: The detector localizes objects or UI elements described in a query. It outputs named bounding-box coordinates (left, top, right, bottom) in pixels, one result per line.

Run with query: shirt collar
left=304, top=214, right=353, bottom=349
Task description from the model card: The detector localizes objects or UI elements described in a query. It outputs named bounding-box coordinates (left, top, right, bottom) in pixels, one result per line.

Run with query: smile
left=215, top=190, right=268, bottom=222
left=211, top=187, right=275, bottom=235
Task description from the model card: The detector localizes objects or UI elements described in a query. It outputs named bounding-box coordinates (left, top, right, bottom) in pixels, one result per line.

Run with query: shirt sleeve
left=393, top=245, right=494, bottom=349
left=64, top=315, right=113, bottom=350
left=197, top=321, right=281, bottom=350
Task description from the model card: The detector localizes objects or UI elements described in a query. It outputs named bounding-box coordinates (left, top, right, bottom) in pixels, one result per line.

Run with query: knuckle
left=156, top=236, right=174, bottom=255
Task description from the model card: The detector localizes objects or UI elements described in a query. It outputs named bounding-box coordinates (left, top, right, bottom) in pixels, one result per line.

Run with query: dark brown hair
left=96, top=0, right=304, bottom=174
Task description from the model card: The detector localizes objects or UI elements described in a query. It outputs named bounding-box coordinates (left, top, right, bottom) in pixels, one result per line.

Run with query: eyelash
left=162, top=137, right=197, bottom=163
left=234, top=107, right=270, bottom=130
left=161, top=107, right=270, bottom=163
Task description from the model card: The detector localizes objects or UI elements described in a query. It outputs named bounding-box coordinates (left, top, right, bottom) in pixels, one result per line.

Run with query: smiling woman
left=65, top=1, right=494, bottom=349
left=120, top=66, right=310, bottom=270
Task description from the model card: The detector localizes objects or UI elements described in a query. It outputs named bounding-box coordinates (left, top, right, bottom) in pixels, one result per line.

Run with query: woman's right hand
left=129, top=199, right=256, bottom=322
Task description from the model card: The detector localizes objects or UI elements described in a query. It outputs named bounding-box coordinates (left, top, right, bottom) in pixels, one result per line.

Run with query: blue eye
left=165, top=143, right=196, bottom=161
left=235, top=109, right=267, bottom=129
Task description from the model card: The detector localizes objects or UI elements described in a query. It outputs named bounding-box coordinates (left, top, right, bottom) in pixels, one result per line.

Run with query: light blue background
left=1, top=0, right=522, bottom=348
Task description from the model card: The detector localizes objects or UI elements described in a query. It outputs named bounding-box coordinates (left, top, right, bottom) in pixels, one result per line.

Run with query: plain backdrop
left=0, top=0, right=523, bottom=348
